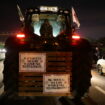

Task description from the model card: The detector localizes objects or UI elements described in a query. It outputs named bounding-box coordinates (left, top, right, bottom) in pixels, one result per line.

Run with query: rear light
left=16, top=33, right=26, bottom=44
left=72, top=35, right=80, bottom=40
left=16, top=33, right=25, bottom=39
left=72, top=34, right=80, bottom=45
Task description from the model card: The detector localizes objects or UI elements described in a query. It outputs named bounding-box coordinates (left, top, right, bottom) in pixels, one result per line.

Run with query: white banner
left=72, top=7, right=80, bottom=28
left=19, top=52, right=46, bottom=72
left=43, top=74, right=70, bottom=93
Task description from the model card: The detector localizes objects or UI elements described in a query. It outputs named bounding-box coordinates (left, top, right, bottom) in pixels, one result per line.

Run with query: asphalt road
left=87, top=70, right=105, bottom=105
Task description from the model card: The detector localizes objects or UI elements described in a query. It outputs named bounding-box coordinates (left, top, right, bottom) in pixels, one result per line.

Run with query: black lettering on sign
left=46, top=78, right=67, bottom=90
left=22, top=57, right=43, bottom=69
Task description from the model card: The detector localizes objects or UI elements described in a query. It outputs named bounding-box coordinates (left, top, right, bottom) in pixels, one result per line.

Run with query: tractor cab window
left=30, top=13, right=66, bottom=37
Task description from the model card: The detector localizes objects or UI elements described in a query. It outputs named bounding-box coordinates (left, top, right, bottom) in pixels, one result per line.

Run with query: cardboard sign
left=19, top=52, right=46, bottom=72
left=43, top=74, right=70, bottom=93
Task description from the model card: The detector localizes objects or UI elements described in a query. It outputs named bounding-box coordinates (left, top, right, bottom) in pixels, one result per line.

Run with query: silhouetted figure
left=40, top=19, right=53, bottom=38
left=93, top=47, right=102, bottom=64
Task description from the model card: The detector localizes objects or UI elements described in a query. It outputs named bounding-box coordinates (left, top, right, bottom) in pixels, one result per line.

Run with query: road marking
left=95, top=86, right=105, bottom=94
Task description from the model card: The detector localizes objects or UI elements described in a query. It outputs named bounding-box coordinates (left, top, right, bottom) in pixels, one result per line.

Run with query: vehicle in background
left=97, top=54, right=105, bottom=75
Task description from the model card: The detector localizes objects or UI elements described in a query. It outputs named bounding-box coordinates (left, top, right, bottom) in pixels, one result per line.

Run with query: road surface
left=87, top=70, right=105, bottom=105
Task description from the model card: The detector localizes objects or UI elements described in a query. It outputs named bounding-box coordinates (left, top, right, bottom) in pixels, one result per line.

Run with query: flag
left=17, top=4, right=24, bottom=22
left=72, top=7, right=80, bottom=28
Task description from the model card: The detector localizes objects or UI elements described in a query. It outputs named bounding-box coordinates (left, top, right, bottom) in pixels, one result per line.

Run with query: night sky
left=0, top=0, right=105, bottom=39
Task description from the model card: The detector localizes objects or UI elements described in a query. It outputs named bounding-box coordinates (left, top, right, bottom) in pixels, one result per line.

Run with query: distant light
left=0, top=48, right=6, bottom=53
left=2, top=49, right=6, bottom=52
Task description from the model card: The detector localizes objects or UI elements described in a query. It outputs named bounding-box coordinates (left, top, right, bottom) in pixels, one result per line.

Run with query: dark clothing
left=40, top=20, right=53, bottom=38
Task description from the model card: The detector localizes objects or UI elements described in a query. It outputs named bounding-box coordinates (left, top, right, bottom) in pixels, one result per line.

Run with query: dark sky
left=0, top=0, right=105, bottom=39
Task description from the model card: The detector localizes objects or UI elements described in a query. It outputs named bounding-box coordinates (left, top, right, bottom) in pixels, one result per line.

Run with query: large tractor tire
left=72, top=51, right=92, bottom=99
left=3, top=51, right=18, bottom=96
left=57, top=35, right=92, bottom=99
left=72, top=38, right=92, bottom=99
left=2, top=36, right=19, bottom=98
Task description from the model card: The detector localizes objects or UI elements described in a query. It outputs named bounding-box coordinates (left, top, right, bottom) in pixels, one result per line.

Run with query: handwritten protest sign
left=43, top=74, right=70, bottom=93
left=19, top=52, right=46, bottom=72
